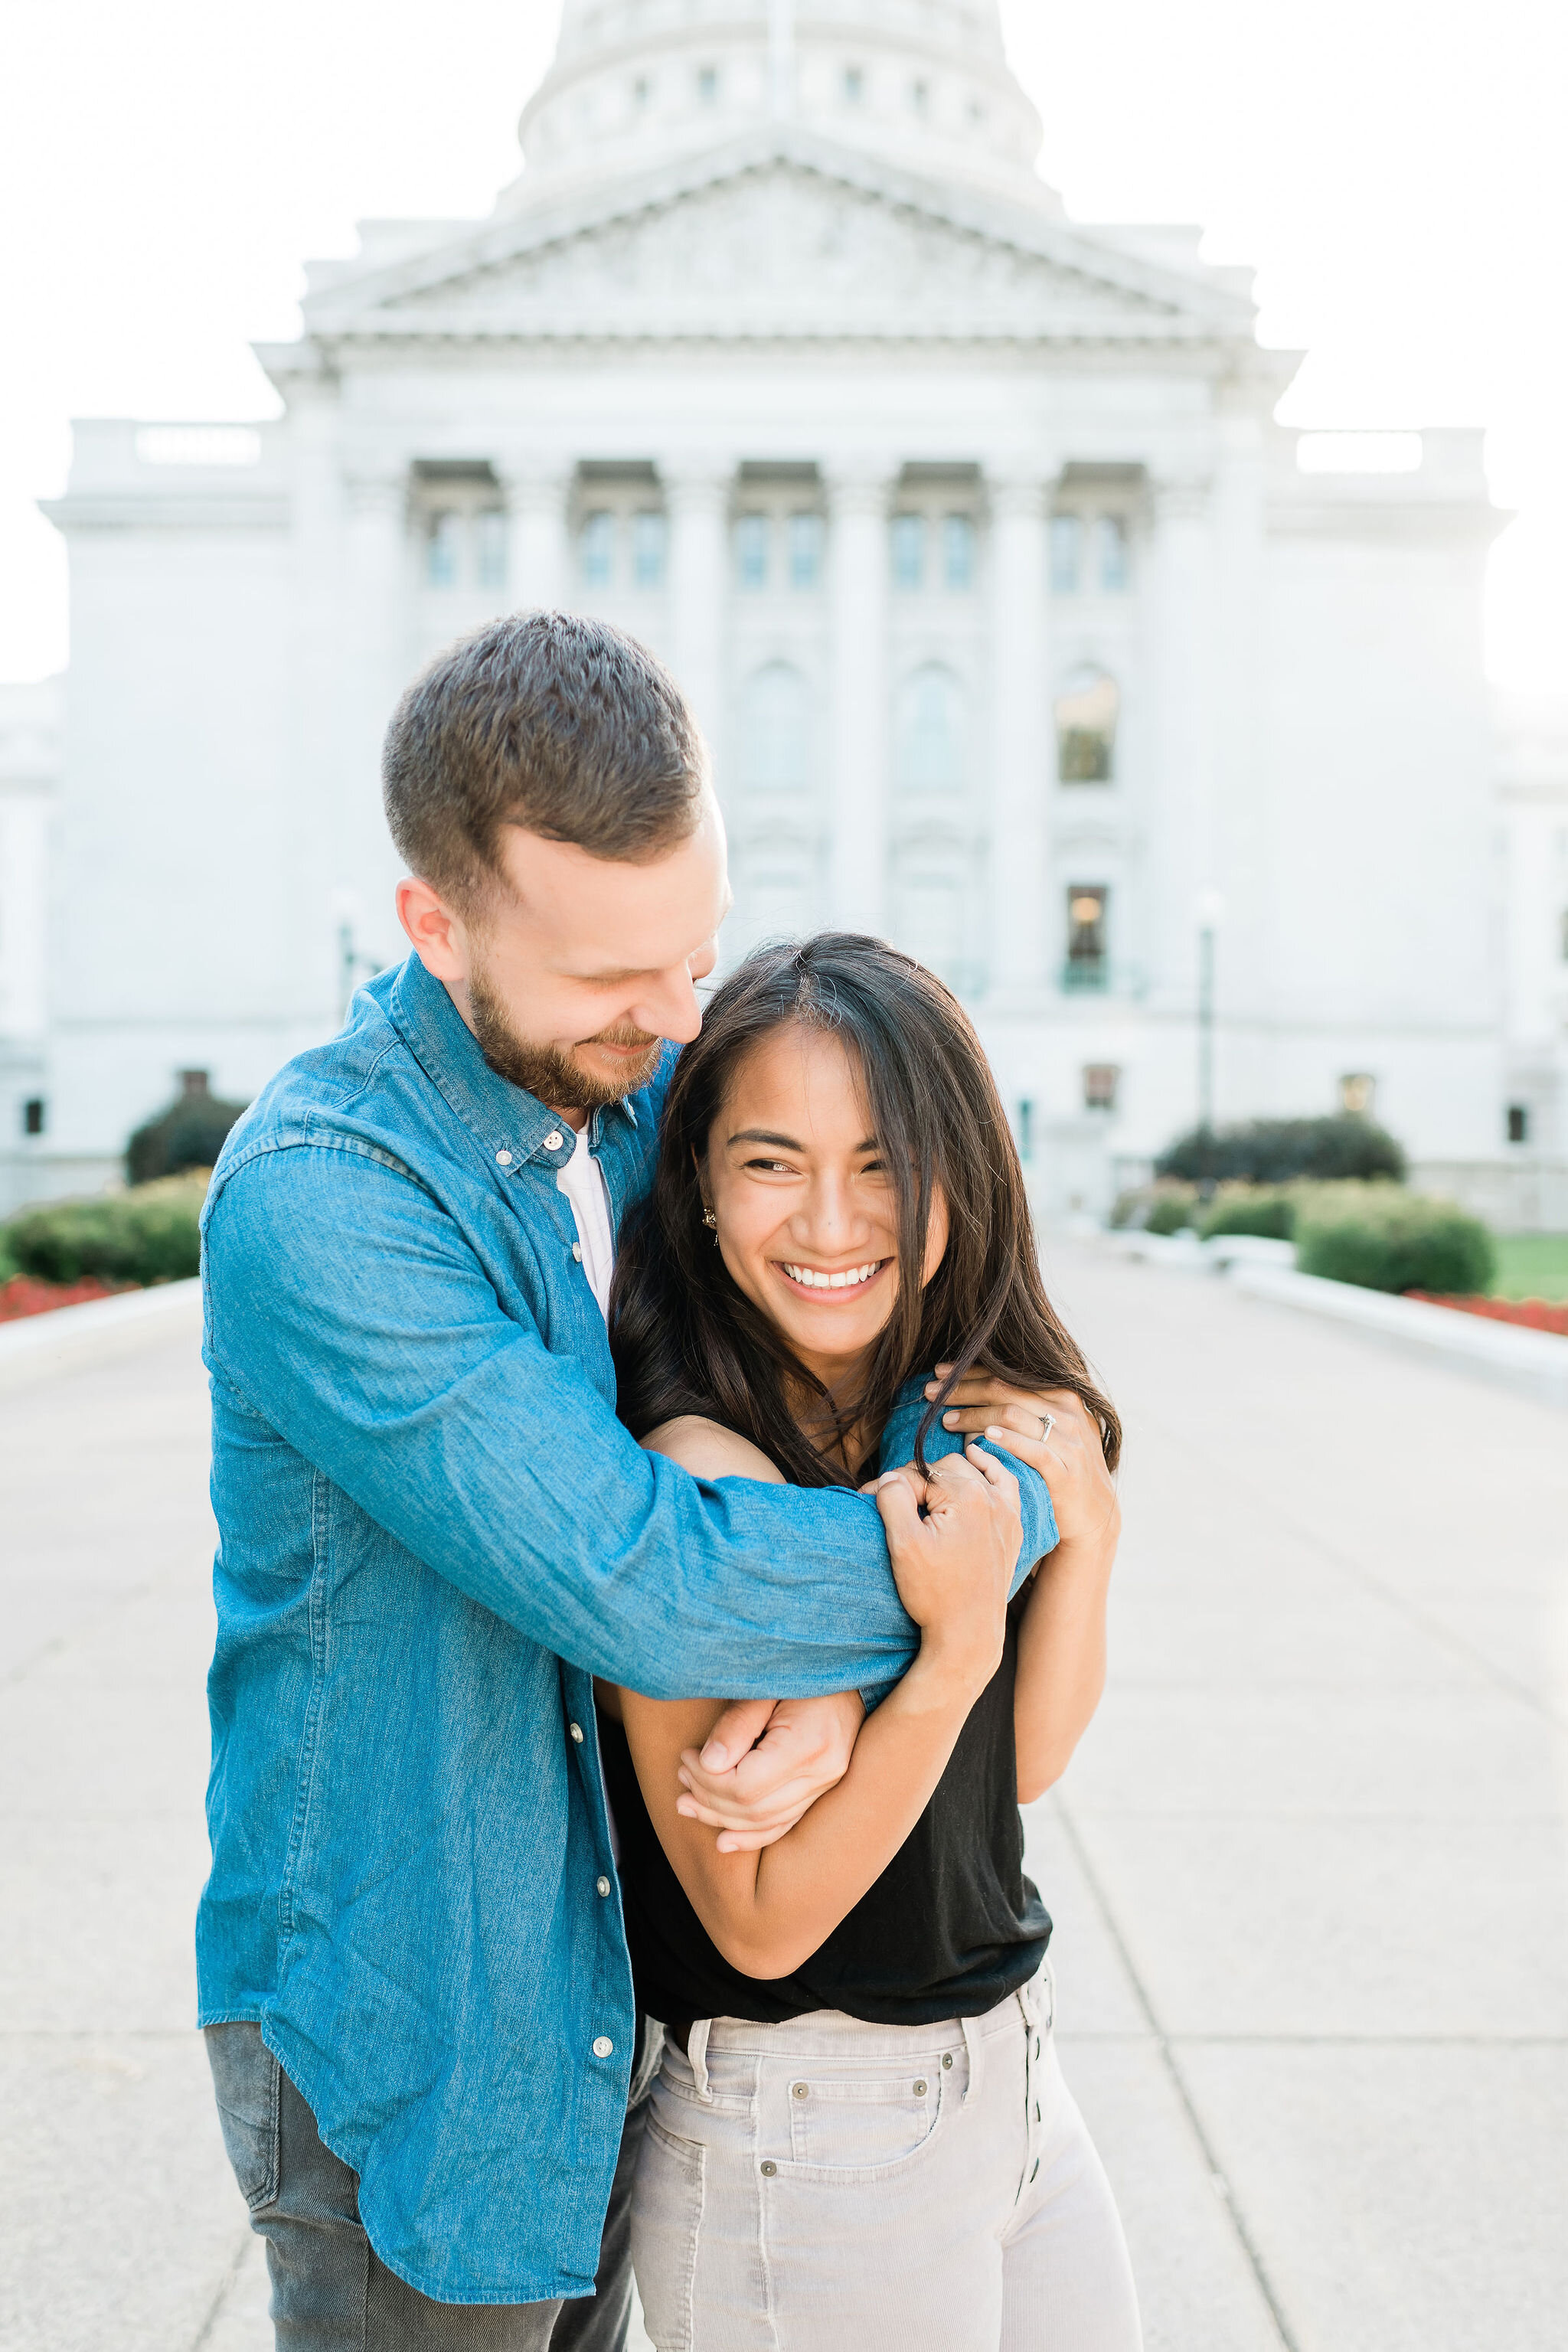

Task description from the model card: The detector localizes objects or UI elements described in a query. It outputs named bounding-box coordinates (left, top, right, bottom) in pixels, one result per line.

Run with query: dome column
left=825, top=462, right=896, bottom=938
left=498, top=459, right=573, bottom=612
left=662, top=460, right=733, bottom=776
left=987, top=466, right=1057, bottom=996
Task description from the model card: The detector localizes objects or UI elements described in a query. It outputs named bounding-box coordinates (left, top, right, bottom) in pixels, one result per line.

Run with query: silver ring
left=1038, top=1412, right=1056, bottom=1445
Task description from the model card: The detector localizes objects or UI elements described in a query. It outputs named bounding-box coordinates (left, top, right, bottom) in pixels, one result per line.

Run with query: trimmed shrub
left=1143, top=1188, right=1198, bottom=1236
left=1197, top=1186, right=1297, bottom=1243
left=1156, top=1116, right=1406, bottom=1187
left=1294, top=1184, right=1494, bottom=1295
left=127, top=1079, right=248, bottom=1185
left=3, top=1172, right=207, bottom=1288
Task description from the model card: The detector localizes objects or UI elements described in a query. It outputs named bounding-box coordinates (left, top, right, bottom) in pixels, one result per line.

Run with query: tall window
left=1096, top=514, right=1130, bottom=592
left=734, top=512, right=769, bottom=589
left=1506, top=1103, right=1530, bottom=1145
left=788, top=511, right=824, bottom=590
left=890, top=513, right=926, bottom=590
left=697, top=64, right=719, bottom=104
left=1049, top=513, right=1081, bottom=595
left=895, top=664, right=965, bottom=795
left=1054, top=666, right=1119, bottom=783
left=1083, top=1064, right=1120, bottom=1112
left=1064, top=887, right=1109, bottom=990
left=843, top=64, right=864, bottom=103
left=1340, top=1073, right=1377, bottom=1117
left=475, top=508, right=507, bottom=590
left=942, top=514, right=975, bottom=591
left=631, top=510, right=668, bottom=589
left=426, top=510, right=462, bottom=587
left=740, top=663, right=810, bottom=792
left=580, top=510, right=615, bottom=587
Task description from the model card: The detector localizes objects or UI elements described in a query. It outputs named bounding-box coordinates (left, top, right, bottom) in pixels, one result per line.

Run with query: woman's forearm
left=622, top=1640, right=989, bottom=1981
left=1013, top=1531, right=1116, bottom=1802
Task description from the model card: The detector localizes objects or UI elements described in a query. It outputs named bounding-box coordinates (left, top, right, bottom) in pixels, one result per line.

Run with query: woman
left=602, top=934, right=1140, bottom=2351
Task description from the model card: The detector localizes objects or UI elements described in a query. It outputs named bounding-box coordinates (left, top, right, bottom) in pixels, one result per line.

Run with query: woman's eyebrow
left=726, top=1129, right=879, bottom=1152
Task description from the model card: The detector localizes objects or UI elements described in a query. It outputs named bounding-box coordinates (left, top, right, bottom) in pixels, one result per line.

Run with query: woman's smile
left=773, top=1257, right=890, bottom=1298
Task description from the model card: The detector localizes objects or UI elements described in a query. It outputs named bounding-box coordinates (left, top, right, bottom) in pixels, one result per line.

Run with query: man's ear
left=396, top=876, right=468, bottom=982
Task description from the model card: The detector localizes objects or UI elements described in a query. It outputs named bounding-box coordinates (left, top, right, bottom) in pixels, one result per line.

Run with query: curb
left=0, top=1278, right=203, bottom=1397
left=1104, top=1233, right=1568, bottom=1409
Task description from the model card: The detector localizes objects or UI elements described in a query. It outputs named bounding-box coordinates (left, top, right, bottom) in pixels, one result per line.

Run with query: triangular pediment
left=297, top=131, right=1256, bottom=351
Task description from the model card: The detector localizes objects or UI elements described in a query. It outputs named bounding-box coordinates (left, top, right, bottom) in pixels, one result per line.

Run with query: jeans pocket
left=632, top=2109, right=706, bottom=2352
left=786, top=2070, right=943, bottom=2174
left=204, top=2023, right=280, bottom=2210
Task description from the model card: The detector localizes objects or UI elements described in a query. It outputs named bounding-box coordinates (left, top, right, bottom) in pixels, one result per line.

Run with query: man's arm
left=207, top=1144, right=922, bottom=1701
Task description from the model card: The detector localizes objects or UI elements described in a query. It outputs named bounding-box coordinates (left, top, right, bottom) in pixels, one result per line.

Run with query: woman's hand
left=925, top=1367, right=1119, bottom=1558
left=874, top=1444, right=1018, bottom=1696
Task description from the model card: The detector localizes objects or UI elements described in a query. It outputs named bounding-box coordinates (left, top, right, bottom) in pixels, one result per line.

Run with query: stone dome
left=507, top=0, right=1051, bottom=207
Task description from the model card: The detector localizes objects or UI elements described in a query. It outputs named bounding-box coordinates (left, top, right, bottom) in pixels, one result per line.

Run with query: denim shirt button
left=569, top=1721, right=585, bottom=1743
left=592, top=2036, right=614, bottom=2058
left=572, top=1243, right=583, bottom=1262
left=495, top=1148, right=513, bottom=1166
left=544, top=1130, right=564, bottom=1152
left=596, top=1875, right=611, bottom=1897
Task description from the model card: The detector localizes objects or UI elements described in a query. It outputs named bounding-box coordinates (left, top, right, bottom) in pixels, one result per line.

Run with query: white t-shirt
left=555, top=1120, right=616, bottom=1321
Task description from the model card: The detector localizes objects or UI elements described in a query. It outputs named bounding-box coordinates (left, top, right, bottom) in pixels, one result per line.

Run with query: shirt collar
left=387, top=951, right=639, bottom=1181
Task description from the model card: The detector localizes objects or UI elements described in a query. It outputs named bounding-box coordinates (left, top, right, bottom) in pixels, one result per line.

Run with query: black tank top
left=598, top=1597, right=1051, bottom=2029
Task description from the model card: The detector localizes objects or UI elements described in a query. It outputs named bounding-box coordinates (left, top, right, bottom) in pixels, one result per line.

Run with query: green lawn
left=1490, top=1233, right=1568, bottom=1302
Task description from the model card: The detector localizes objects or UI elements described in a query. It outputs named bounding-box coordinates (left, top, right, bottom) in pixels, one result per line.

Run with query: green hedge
left=1156, top=1116, right=1406, bottom=1186
left=1197, top=1186, right=1297, bottom=1242
left=1143, top=1188, right=1198, bottom=1236
left=1294, top=1184, right=1494, bottom=1295
left=2, top=1172, right=207, bottom=1288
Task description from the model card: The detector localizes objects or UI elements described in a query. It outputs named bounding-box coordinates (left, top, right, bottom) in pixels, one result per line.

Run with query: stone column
left=341, top=459, right=412, bottom=954
left=499, top=460, right=573, bottom=612
left=987, top=469, right=1054, bottom=996
left=662, top=461, right=732, bottom=777
left=825, top=464, right=893, bottom=937
left=1146, top=472, right=1219, bottom=1018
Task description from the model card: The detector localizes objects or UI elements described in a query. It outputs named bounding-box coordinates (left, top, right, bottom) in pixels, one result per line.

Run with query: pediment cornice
left=278, top=126, right=1256, bottom=365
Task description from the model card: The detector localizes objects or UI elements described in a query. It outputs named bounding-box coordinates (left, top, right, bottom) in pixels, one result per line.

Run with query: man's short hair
left=383, top=611, right=707, bottom=906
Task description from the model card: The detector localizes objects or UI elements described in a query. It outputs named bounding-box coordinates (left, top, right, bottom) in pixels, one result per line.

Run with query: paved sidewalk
left=2, top=1244, right=1564, bottom=2349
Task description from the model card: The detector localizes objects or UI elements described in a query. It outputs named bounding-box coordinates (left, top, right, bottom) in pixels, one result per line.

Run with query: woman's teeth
left=781, top=1261, right=884, bottom=1291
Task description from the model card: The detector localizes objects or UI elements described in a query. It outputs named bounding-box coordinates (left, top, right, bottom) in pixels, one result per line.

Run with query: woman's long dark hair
left=609, top=934, right=1120, bottom=1487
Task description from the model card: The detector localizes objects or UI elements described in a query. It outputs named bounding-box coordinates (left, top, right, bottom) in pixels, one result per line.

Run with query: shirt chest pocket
left=786, top=2069, right=943, bottom=2174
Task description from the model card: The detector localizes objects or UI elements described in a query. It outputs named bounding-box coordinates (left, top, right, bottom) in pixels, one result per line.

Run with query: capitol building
left=4, top=0, right=1563, bottom=1221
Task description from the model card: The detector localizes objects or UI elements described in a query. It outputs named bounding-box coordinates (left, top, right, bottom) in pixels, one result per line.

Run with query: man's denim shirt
left=197, top=951, right=1057, bottom=2307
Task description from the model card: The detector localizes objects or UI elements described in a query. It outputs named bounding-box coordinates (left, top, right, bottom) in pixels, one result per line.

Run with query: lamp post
left=1196, top=890, right=1224, bottom=1191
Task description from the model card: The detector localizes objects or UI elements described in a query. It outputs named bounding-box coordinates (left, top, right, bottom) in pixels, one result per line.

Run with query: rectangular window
left=891, top=512, right=926, bottom=591
left=1083, top=1064, right=1120, bottom=1112
left=425, top=510, right=462, bottom=588
left=1049, top=513, right=1081, bottom=595
left=580, top=510, right=616, bottom=587
left=1506, top=1103, right=1530, bottom=1145
left=788, top=511, right=824, bottom=590
left=734, top=512, right=770, bottom=589
left=475, top=508, right=507, bottom=590
left=1096, top=514, right=1130, bottom=592
left=1016, top=1099, right=1034, bottom=1163
left=1340, top=1073, right=1377, bottom=1117
left=843, top=65, right=864, bottom=103
left=22, top=1097, right=45, bottom=1137
left=697, top=64, right=719, bottom=103
left=1064, top=886, right=1109, bottom=991
left=942, top=513, right=975, bottom=591
left=632, top=510, right=668, bottom=589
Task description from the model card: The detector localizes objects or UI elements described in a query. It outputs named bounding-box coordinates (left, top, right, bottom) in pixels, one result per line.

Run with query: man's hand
left=675, top=1689, right=866, bottom=1854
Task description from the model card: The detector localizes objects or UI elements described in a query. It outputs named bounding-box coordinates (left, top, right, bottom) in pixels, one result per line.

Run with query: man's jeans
left=205, top=2023, right=647, bottom=2350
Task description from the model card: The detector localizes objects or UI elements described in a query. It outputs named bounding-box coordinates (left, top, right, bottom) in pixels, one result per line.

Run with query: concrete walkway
left=2, top=1245, right=1564, bottom=2350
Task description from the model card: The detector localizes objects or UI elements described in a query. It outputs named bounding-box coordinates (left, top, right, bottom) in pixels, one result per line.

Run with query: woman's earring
left=702, top=1207, right=718, bottom=1240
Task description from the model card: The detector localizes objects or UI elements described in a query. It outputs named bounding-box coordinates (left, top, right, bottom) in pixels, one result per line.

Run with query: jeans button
left=760, top=2161, right=777, bottom=2177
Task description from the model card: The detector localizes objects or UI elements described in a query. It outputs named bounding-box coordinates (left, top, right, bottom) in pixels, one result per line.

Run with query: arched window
left=1054, top=665, right=1119, bottom=783
left=740, top=663, right=810, bottom=792
left=895, top=664, right=965, bottom=795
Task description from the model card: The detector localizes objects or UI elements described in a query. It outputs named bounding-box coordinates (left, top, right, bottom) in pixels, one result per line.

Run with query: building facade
left=8, top=0, right=1540, bottom=1217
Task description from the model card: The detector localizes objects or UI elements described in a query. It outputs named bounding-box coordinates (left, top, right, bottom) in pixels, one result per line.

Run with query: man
left=198, top=612, right=1055, bottom=2345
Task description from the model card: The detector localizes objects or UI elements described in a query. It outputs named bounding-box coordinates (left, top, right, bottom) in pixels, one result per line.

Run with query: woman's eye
left=744, top=1157, right=797, bottom=1176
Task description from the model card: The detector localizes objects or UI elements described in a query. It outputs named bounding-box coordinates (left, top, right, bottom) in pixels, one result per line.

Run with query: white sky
left=2, top=0, right=1564, bottom=688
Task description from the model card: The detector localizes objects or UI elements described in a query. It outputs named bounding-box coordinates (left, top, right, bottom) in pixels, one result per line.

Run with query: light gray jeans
left=631, top=1968, right=1142, bottom=2351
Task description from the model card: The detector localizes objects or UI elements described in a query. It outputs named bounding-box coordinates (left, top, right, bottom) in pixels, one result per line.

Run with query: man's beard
left=467, top=969, right=665, bottom=1112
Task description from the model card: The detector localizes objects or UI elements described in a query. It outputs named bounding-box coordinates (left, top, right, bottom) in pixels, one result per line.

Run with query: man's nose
left=633, top=962, right=704, bottom=1045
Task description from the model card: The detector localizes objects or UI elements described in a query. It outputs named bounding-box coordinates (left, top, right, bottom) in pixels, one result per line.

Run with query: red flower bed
left=0, top=1273, right=133, bottom=1325
left=1406, top=1292, right=1568, bottom=1337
